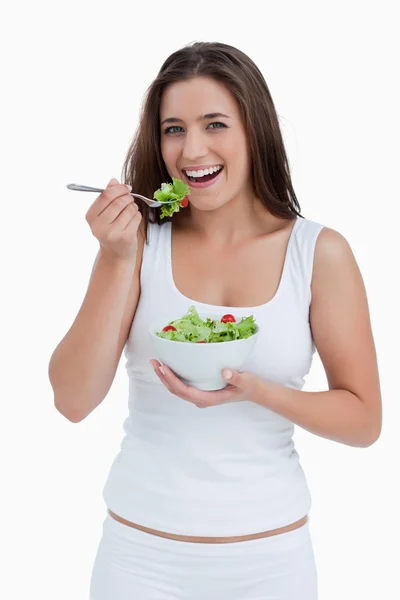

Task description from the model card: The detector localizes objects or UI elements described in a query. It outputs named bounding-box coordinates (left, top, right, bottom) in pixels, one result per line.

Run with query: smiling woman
left=46, top=40, right=381, bottom=600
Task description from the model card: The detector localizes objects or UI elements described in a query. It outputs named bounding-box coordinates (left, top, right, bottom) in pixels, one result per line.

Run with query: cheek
left=221, top=134, right=248, bottom=168
left=161, top=138, right=179, bottom=168
left=224, top=150, right=249, bottom=182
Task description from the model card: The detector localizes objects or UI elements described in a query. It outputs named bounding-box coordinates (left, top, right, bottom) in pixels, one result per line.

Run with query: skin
left=111, top=76, right=382, bottom=543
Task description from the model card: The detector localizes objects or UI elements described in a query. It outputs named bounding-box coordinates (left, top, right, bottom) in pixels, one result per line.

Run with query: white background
left=2, top=1, right=399, bottom=598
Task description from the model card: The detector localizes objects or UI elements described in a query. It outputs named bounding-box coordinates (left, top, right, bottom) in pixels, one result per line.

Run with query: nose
left=181, top=129, right=208, bottom=162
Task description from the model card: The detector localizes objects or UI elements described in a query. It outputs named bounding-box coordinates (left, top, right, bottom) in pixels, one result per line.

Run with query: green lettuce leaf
left=153, top=177, right=191, bottom=219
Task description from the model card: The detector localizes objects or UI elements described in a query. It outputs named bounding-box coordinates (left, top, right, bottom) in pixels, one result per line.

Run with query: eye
left=207, top=122, right=227, bottom=130
left=163, top=125, right=184, bottom=134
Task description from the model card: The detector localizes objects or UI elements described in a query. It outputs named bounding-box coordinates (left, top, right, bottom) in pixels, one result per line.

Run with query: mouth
left=181, top=165, right=224, bottom=189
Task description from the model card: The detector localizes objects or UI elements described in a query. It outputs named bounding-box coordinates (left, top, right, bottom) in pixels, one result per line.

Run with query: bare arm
left=48, top=220, right=146, bottom=422
left=253, top=227, right=382, bottom=447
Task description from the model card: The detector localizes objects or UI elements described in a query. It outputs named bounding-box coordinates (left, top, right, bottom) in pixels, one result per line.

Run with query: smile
left=182, top=165, right=224, bottom=188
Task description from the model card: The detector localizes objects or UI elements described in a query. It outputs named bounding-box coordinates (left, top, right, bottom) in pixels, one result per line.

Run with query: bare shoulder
left=311, top=226, right=361, bottom=296
left=310, top=224, right=367, bottom=330
left=313, top=225, right=354, bottom=266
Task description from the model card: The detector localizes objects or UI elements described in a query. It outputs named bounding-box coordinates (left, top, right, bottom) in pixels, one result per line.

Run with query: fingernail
left=126, top=184, right=132, bottom=192
left=159, top=366, right=166, bottom=376
left=149, top=361, right=156, bottom=370
left=223, top=369, right=232, bottom=380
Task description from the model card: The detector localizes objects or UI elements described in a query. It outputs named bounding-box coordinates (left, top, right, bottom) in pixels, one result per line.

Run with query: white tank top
left=102, top=215, right=325, bottom=536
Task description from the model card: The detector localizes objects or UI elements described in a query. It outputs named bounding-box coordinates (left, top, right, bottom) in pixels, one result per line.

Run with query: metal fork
left=66, top=183, right=176, bottom=208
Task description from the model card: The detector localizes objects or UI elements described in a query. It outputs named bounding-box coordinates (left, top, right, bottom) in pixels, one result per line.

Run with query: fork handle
left=66, top=183, right=163, bottom=207
left=67, top=184, right=147, bottom=199
left=67, top=184, right=105, bottom=192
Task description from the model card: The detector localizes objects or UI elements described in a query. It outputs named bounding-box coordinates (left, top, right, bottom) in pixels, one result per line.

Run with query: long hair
left=121, top=41, right=302, bottom=243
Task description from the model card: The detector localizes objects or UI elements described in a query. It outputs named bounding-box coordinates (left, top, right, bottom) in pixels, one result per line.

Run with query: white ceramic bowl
left=149, top=312, right=260, bottom=391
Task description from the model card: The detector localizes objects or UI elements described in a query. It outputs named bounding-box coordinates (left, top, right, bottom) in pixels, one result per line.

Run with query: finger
left=154, top=365, right=240, bottom=407
left=156, top=365, right=208, bottom=406
left=86, top=183, right=130, bottom=222
left=159, top=365, right=198, bottom=399
left=150, top=361, right=202, bottom=405
left=121, top=208, right=142, bottom=234
left=111, top=201, right=140, bottom=231
left=98, top=192, right=137, bottom=226
left=160, top=365, right=222, bottom=399
left=86, top=179, right=123, bottom=221
left=149, top=360, right=161, bottom=369
left=153, top=365, right=175, bottom=394
left=98, top=182, right=132, bottom=216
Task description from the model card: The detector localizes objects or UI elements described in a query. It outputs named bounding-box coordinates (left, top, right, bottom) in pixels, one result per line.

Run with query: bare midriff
left=108, top=510, right=308, bottom=544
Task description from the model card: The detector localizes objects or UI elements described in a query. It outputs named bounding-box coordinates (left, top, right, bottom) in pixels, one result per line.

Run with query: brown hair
left=121, top=41, right=302, bottom=243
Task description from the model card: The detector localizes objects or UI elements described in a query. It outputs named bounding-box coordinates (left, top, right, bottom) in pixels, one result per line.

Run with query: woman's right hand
left=85, top=178, right=142, bottom=262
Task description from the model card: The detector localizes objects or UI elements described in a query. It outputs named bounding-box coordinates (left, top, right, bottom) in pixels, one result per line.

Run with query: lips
left=188, top=170, right=220, bottom=183
left=182, top=166, right=224, bottom=189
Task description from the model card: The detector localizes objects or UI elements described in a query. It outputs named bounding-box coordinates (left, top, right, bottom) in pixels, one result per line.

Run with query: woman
left=49, top=42, right=382, bottom=599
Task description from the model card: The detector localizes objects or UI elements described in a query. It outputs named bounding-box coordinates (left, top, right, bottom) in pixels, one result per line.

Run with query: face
left=159, top=76, right=253, bottom=212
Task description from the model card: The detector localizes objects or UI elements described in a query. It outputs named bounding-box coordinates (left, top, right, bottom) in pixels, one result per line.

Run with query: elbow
left=357, top=419, right=382, bottom=448
left=65, top=411, right=86, bottom=424
left=362, top=429, right=381, bottom=448
left=353, top=395, right=382, bottom=448
left=54, top=398, right=86, bottom=424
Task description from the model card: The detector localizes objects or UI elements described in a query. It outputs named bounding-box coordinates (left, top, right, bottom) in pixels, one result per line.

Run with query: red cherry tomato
left=221, top=314, right=236, bottom=323
left=162, top=325, right=177, bottom=332
left=181, top=196, right=189, bottom=208
left=196, top=340, right=206, bottom=343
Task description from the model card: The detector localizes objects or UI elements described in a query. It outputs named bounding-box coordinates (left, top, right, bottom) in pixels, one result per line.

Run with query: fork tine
left=130, top=193, right=167, bottom=207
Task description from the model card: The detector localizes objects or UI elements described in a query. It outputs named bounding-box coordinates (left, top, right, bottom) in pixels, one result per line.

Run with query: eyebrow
left=160, top=112, right=231, bottom=126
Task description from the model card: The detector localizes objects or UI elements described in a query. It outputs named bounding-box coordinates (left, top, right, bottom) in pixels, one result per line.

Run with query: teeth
left=185, top=165, right=222, bottom=178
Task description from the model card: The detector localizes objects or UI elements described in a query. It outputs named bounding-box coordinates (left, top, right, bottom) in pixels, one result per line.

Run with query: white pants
left=90, top=514, right=318, bottom=599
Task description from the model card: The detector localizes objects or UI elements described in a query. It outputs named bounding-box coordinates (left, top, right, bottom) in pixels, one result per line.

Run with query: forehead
left=160, top=76, right=239, bottom=119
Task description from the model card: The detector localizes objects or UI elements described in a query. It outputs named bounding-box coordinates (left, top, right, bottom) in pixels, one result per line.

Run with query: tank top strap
left=286, top=217, right=326, bottom=315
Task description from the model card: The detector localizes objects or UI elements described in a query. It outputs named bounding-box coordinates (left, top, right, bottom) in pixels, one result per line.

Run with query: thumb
left=221, top=369, right=254, bottom=389
left=108, top=177, right=119, bottom=186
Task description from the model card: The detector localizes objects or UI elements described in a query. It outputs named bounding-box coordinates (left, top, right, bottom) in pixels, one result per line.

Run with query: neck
left=177, top=191, right=281, bottom=246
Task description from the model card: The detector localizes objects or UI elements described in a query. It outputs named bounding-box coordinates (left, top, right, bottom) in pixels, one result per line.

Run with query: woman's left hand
left=149, top=360, right=262, bottom=408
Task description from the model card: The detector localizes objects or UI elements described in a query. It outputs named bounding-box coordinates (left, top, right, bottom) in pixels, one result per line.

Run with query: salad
left=154, top=177, right=191, bottom=219
left=155, top=305, right=257, bottom=343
